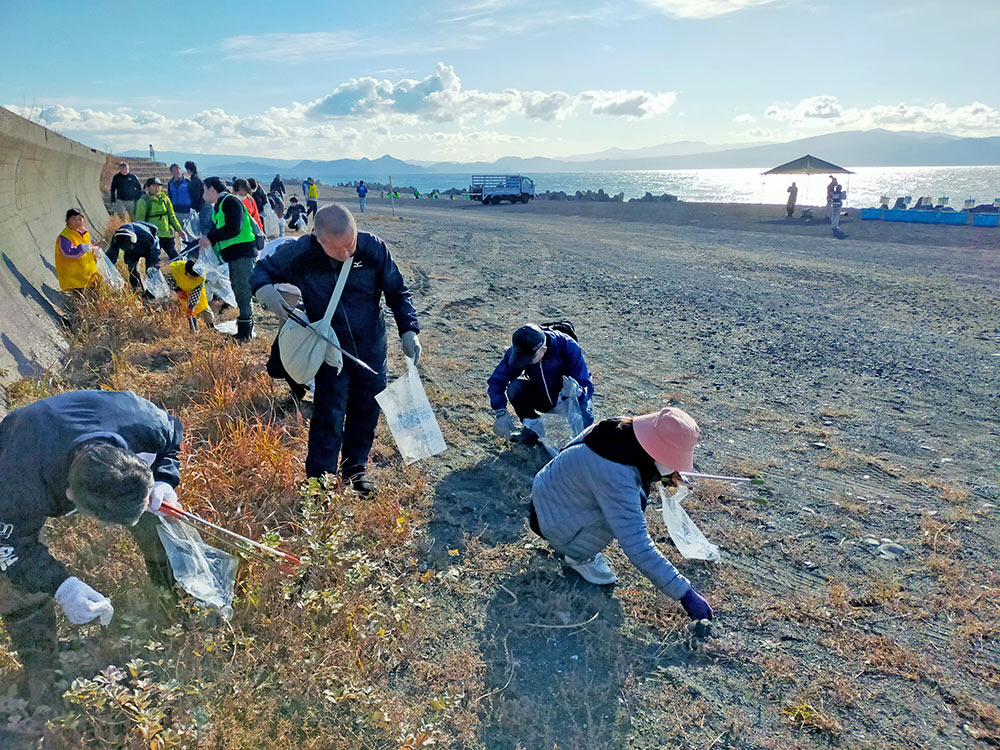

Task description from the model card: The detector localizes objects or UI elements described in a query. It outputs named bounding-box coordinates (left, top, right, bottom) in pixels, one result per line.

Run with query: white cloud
left=639, top=0, right=784, bottom=19
left=3, top=63, right=676, bottom=160
left=733, top=113, right=758, bottom=124
left=763, top=95, right=1000, bottom=136
left=580, top=90, right=677, bottom=119
left=745, top=127, right=772, bottom=139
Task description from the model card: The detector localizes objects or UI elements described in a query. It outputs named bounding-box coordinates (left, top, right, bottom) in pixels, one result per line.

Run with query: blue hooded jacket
left=0, top=391, right=183, bottom=595
left=488, top=329, right=594, bottom=411
left=249, top=232, right=419, bottom=370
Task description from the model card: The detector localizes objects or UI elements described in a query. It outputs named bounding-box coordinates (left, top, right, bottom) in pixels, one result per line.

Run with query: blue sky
left=3, top=0, right=999, bottom=161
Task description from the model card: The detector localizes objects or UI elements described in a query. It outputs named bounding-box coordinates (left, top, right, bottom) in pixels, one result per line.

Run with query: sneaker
left=348, top=474, right=376, bottom=497
left=564, top=553, right=617, bottom=585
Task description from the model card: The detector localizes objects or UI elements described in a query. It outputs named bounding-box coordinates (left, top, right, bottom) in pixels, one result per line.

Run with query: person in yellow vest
left=306, top=177, right=319, bottom=222
left=135, top=177, right=187, bottom=260
left=55, top=209, right=102, bottom=291
left=165, top=259, right=215, bottom=332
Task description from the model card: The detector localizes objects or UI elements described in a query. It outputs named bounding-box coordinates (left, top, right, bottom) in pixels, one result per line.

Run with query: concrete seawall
left=0, top=107, right=110, bottom=413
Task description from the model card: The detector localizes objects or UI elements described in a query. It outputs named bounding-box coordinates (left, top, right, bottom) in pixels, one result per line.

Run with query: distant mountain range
left=125, top=129, right=1000, bottom=182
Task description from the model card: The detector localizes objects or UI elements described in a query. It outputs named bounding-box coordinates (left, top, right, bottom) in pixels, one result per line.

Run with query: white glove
left=493, top=409, right=514, bottom=439
left=149, top=481, right=178, bottom=512
left=254, top=284, right=290, bottom=322
left=54, top=576, right=114, bottom=626
left=401, top=331, right=421, bottom=366
left=560, top=376, right=582, bottom=401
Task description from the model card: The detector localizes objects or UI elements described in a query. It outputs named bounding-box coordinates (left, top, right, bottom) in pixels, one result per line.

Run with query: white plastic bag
left=539, top=376, right=588, bottom=458
left=193, top=247, right=238, bottom=309
left=658, top=484, right=721, bottom=562
left=96, top=251, right=125, bottom=290
left=375, top=357, right=447, bottom=464
left=156, top=515, right=238, bottom=620
left=143, top=266, right=170, bottom=299
left=183, top=210, right=202, bottom=239
left=262, top=205, right=281, bottom=238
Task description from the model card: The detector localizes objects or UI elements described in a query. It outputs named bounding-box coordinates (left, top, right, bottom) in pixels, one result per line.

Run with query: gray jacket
left=531, top=442, right=691, bottom=599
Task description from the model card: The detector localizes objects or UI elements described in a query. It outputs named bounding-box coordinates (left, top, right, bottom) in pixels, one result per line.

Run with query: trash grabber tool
left=284, top=309, right=379, bottom=375
left=681, top=472, right=765, bottom=485
left=156, top=501, right=301, bottom=573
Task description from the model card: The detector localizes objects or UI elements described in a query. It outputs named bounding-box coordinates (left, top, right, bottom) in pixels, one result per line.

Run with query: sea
left=334, top=166, right=1000, bottom=208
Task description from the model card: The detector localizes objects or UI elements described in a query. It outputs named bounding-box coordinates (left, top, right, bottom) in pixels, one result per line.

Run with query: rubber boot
left=232, top=317, right=254, bottom=344
left=7, top=599, right=60, bottom=705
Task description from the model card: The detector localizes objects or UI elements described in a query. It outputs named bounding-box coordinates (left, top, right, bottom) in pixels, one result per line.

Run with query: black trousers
left=507, top=378, right=555, bottom=421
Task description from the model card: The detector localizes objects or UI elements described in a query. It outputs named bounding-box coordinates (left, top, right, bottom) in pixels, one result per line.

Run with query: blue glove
left=680, top=588, right=713, bottom=620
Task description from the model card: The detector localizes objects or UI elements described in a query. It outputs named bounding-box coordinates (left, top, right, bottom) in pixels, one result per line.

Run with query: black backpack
left=543, top=320, right=577, bottom=341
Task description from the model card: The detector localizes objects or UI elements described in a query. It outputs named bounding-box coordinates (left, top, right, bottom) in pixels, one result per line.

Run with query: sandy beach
left=255, top=188, right=999, bottom=748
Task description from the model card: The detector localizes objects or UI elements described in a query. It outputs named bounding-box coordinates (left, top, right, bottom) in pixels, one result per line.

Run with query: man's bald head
left=313, top=203, right=358, bottom=261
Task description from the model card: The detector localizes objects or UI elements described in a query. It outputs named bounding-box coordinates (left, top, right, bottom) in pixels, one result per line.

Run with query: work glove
left=254, top=284, right=290, bottom=322
left=401, top=331, right=422, bottom=366
left=493, top=409, right=514, bottom=439
left=149, top=481, right=178, bottom=513
left=54, top=576, right=114, bottom=626
left=560, top=375, right=582, bottom=401
left=679, top=588, right=713, bottom=621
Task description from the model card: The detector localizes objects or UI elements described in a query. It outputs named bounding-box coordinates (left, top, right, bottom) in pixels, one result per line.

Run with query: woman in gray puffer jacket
left=530, top=406, right=713, bottom=620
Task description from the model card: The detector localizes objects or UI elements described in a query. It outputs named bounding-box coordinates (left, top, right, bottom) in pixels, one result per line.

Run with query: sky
left=3, top=0, right=1000, bottom=162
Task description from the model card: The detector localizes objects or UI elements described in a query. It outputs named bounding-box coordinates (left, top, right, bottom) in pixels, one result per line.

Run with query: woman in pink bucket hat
left=529, top=406, right=713, bottom=621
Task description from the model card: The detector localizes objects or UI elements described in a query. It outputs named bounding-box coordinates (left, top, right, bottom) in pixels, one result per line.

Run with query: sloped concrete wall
left=0, top=107, right=110, bottom=412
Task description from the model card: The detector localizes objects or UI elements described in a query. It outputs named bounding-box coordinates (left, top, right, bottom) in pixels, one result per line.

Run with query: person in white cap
left=529, top=407, right=713, bottom=621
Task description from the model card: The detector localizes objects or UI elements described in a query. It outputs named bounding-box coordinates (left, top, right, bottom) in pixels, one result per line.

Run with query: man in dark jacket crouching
left=0, top=390, right=183, bottom=703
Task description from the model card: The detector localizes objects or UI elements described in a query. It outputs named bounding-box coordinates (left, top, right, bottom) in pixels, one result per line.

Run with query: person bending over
left=529, top=406, right=713, bottom=621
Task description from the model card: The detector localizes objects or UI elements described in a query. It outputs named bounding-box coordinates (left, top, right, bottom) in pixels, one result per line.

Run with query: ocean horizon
left=296, top=165, right=1000, bottom=208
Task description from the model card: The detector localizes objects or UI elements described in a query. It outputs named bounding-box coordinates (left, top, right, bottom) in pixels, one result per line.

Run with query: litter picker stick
left=681, top=472, right=764, bottom=484
left=284, top=309, right=379, bottom=375
left=156, top=501, right=301, bottom=572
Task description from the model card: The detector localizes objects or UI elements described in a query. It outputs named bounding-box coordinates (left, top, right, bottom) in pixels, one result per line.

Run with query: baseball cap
left=509, top=324, right=547, bottom=369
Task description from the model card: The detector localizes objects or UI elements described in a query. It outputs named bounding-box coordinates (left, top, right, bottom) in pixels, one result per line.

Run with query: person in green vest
left=198, top=177, right=257, bottom=343
left=134, top=177, right=187, bottom=260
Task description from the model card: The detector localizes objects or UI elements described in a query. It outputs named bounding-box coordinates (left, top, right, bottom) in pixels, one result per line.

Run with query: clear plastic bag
left=658, top=485, right=721, bottom=562
left=143, top=267, right=170, bottom=300
left=156, top=515, right=238, bottom=619
left=539, top=376, right=588, bottom=457
left=96, top=252, right=125, bottom=290
left=375, top=357, right=447, bottom=464
left=193, top=247, right=238, bottom=309
left=262, top=205, right=281, bottom=238
left=183, top=211, right=202, bottom=239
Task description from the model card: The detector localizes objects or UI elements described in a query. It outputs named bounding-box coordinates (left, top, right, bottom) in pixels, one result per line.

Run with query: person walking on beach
left=109, top=162, right=143, bottom=219
left=250, top=203, right=422, bottom=495
left=0, top=389, right=184, bottom=703
left=825, top=176, right=838, bottom=221
left=306, top=178, right=319, bottom=222
left=830, top=182, right=846, bottom=233
left=786, top=182, right=798, bottom=217
left=199, top=176, right=258, bottom=343
left=528, top=405, right=714, bottom=622
left=357, top=181, right=368, bottom=213
left=489, top=323, right=595, bottom=446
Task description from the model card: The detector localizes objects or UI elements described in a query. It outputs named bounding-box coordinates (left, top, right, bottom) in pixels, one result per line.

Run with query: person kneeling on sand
left=489, top=323, right=595, bottom=445
left=529, top=406, right=713, bottom=621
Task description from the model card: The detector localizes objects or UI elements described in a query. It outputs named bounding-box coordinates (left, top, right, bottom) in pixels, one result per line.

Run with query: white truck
left=470, top=175, right=535, bottom=204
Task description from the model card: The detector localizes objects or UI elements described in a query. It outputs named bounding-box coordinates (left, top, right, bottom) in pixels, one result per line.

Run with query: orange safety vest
left=54, top=226, right=98, bottom=291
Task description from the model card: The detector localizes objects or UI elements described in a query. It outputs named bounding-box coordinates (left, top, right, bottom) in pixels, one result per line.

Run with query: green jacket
left=135, top=191, right=183, bottom=238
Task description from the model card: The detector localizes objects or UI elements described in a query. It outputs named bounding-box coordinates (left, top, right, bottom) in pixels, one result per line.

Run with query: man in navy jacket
left=251, top=203, right=421, bottom=494
left=0, top=390, right=183, bottom=702
left=489, top=324, right=595, bottom=444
